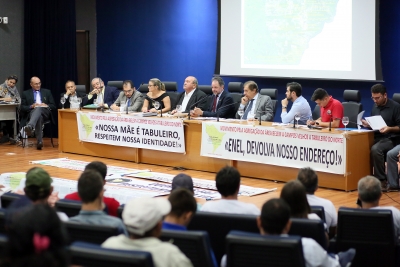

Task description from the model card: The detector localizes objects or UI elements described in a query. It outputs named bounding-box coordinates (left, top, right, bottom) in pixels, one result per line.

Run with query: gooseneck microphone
left=215, top=102, right=239, bottom=122
left=327, top=110, right=332, bottom=132
left=188, top=95, right=212, bottom=120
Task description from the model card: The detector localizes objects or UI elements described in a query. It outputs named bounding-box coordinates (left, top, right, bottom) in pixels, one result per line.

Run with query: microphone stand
left=187, top=95, right=211, bottom=121
left=126, top=99, right=129, bottom=115
left=215, top=102, right=239, bottom=122
left=293, top=115, right=296, bottom=128
left=329, top=116, right=332, bottom=131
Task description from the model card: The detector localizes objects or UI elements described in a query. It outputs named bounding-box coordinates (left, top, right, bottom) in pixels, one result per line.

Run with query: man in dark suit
left=171, top=76, right=208, bottom=114
left=83, top=77, right=119, bottom=108
left=20, top=76, right=56, bottom=150
left=60, top=80, right=86, bottom=109
left=191, top=77, right=236, bottom=118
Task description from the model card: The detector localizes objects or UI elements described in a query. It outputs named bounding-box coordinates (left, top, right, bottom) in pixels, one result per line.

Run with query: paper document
left=365, top=115, right=387, bottom=130
left=357, top=111, right=365, bottom=129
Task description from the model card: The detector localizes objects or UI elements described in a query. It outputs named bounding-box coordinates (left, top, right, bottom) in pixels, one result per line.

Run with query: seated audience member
left=171, top=173, right=202, bottom=210
left=0, top=75, right=21, bottom=144
left=281, top=82, right=312, bottom=125
left=102, top=197, right=193, bottom=267
left=6, top=167, right=68, bottom=224
left=110, top=80, right=144, bottom=112
left=307, top=88, right=344, bottom=128
left=64, top=161, right=120, bottom=217
left=69, top=170, right=128, bottom=235
left=200, top=166, right=260, bottom=215
left=297, top=167, right=337, bottom=236
left=358, top=175, right=400, bottom=239
left=171, top=76, right=208, bottom=114
left=0, top=204, right=69, bottom=267
left=235, top=81, right=274, bottom=121
left=141, top=78, right=171, bottom=114
left=59, top=80, right=86, bottom=109
left=191, top=77, right=235, bottom=119
left=83, top=77, right=119, bottom=108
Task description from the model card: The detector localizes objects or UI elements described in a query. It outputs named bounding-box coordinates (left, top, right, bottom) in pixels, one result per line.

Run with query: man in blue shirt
left=281, top=82, right=312, bottom=125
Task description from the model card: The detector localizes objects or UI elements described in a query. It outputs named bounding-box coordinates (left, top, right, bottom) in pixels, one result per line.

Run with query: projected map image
left=242, top=0, right=351, bottom=71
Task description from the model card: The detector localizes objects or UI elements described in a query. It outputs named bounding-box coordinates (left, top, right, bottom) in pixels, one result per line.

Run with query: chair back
left=0, top=234, right=7, bottom=255
left=139, top=84, right=149, bottom=94
left=336, top=207, right=396, bottom=267
left=64, top=221, right=120, bottom=244
left=288, top=218, right=327, bottom=250
left=107, top=81, right=123, bottom=90
left=197, top=85, right=213, bottom=95
left=392, top=93, right=400, bottom=105
left=55, top=199, right=82, bottom=217
left=160, top=230, right=215, bottom=267
left=163, top=81, right=178, bottom=92
left=260, top=88, right=278, bottom=118
left=1, top=192, right=21, bottom=208
left=312, top=105, right=320, bottom=120
left=342, top=90, right=363, bottom=128
left=0, top=209, right=6, bottom=234
left=167, top=91, right=180, bottom=110
left=69, top=241, right=154, bottom=267
left=310, top=206, right=326, bottom=223
left=230, top=93, right=242, bottom=112
left=226, top=231, right=305, bottom=267
left=227, top=82, right=243, bottom=94
left=75, top=85, right=86, bottom=95
left=187, top=211, right=258, bottom=264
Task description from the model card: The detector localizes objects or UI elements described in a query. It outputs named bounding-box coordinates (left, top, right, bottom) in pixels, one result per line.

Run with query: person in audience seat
left=69, top=170, right=128, bottom=235
left=358, top=175, right=400, bottom=240
left=64, top=161, right=120, bottom=217
left=297, top=167, right=337, bottom=237
left=200, top=166, right=260, bottom=215
left=102, top=197, right=193, bottom=267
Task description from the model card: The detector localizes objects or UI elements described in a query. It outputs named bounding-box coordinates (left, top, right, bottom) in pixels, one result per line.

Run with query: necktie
left=126, top=98, right=130, bottom=110
left=211, top=94, right=219, bottom=112
left=35, top=91, right=41, bottom=104
left=242, top=99, right=254, bottom=120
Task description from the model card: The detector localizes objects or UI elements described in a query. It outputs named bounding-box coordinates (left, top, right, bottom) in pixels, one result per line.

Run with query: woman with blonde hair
left=141, top=78, right=171, bottom=114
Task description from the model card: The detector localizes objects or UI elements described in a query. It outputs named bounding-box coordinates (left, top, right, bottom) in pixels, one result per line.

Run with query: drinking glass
left=60, top=97, right=66, bottom=109
left=342, top=116, right=349, bottom=131
left=247, top=113, right=255, bottom=124
left=237, top=108, right=244, bottom=120
left=175, top=105, right=182, bottom=113
left=77, top=97, right=82, bottom=110
left=295, top=113, right=301, bottom=128
left=120, top=100, right=126, bottom=112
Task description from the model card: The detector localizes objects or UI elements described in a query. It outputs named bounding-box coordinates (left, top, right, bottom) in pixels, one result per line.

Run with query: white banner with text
left=200, top=122, right=346, bottom=174
left=76, top=112, right=185, bottom=153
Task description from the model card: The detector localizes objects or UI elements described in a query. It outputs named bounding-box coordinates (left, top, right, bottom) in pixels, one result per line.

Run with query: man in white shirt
left=171, top=76, right=208, bottom=114
left=297, top=167, right=337, bottom=237
left=102, top=197, right=193, bottom=267
left=358, top=175, right=400, bottom=240
left=200, top=166, right=260, bottom=215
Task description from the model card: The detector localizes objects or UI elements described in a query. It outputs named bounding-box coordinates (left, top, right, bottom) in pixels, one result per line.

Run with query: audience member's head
left=358, top=175, right=382, bottom=206
left=280, top=180, right=310, bottom=218
left=258, top=198, right=291, bottom=235
left=123, top=197, right=171, bottom=238
left=77, top=170, right=104, bottom=205
left=215, top=166, right=241, bottom=198
left=165, top=188, right=197, bottom=226
left=297, top=167, right=318, bottom=194
left=24, top=167, right=53, bottom=203
left=84, top=161, right=107, bottom=180
left=171, top=173, right=194, bottom=193
left=2, top=204, right=68, bottom=267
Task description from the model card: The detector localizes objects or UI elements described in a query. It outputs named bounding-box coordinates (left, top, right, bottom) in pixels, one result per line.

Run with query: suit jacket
left=236, top=94, right=274, bottom=121
left=175, top=89, right=209, bottom=113
left=83, top=86, right=119, bottom=107
left=113, top=90, right=144, bottom=112
left=59, top=91, right=86, bottom=109
left=202, top=90, right=236, bottom=118
left=20, top=88, right=57, bottom=126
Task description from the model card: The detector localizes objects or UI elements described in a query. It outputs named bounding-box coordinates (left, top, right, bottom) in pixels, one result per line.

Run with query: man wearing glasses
left=110, top=80, right=143, bottom=112
left=20, top=76, right=56, bottom=150
left=361, top=84, right=400, bottom=192
left=84, top=77, right=119, bottom=108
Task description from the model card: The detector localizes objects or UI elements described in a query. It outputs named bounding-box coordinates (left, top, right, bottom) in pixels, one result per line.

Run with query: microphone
left=215, top=101, right=239, bottom=122
left=327, top=110, right=332, bottom=132
left=256, top=110, right=270, bottom=125
left=188, top=95, right=212, bottom=120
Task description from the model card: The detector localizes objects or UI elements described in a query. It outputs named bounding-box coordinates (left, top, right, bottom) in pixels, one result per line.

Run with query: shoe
left=338, top=248, right=356, bottom=267
left=36, top=142, right=43, bottom=150
left=0, top=135, right=9, bottom=144
left=24, top=125, right=33, bottom=137
left=380, top=180, right=388, bottom=191
left=383, top=185, right=400, bottom=192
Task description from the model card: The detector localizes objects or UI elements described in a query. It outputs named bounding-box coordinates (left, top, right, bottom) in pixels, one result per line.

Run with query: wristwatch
left=315, top=122, right=320, bottom=125
left=282, top=106, right=287, bottom=109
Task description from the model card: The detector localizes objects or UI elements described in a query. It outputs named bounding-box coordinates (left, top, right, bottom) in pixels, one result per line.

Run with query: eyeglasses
left=371, top=96, right=383, bottom=101
left=148, top=85, right=155, bottom=87
left=32, top=82, right=41, bottom=85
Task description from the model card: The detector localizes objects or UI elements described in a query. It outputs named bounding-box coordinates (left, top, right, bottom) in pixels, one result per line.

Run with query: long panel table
left=58, top=109, right=374, bottom=191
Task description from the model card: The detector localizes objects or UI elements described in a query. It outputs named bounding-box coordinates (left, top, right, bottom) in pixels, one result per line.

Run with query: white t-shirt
left=370, top=206, right=400, bottom=240
left=307, top=194, right=337, bottom=228
left=200, top=199, right=260, bottom=215
left=102, top=235, right=193, bottom=267
left=181, top=89, right=196, bottom=111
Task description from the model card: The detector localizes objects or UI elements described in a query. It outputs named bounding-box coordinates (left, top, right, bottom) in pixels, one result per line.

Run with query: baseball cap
left=171, top=173, right=193, bottom=192
left=25, top=167, right=52, bottom=190
left=122, top=197, right=171, bottom=235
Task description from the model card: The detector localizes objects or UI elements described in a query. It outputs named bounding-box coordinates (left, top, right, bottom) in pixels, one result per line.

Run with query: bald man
left=171, top=76, right=208, bottom=114
left=83, top=78, right=119, bottom=108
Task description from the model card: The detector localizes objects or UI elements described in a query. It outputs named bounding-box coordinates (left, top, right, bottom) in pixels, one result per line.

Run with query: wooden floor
left=2, top=137, right=400, bottom=210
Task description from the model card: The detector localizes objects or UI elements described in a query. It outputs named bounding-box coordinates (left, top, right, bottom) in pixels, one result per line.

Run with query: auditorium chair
left=336, top=207, right=396, bottom=267
left=1, top=192, right=21, bottom=208
left=197, top=85, right=213, bottom=95
left=312, top=105, right=320, bottom=120
left=138, top=83, right=149, bottom=94
left=187, top=211, right=258, bottom=264
left=55, top=199, right=82, bottom=217
left=392, top=93, right=400, bottom=105
left=160, top=229, right=215, bottom=267
left=342, top=90, right=363, bottom=128
left=226, top=230, right=305, bottom=267
left=227, top=82, right=243, bottom=112
left=0, top=209, right=5, bottom=234
left=167, top=91, right=180, bottom=111
left=310, top=205, right=326, bottom=223
left=69, top=241, right=154, bottom=267
left=260, top=88, right=278, bottom=118
left=64, top=221, right=120, bottom=245
left=75, top=85, right=86, bottom=95
left=162, top=81, right=178, bottom=92
left=0, top=234, right=7, bottom=255
left=288, top=218, right=327, bottom=250
left=107, top=81, right=123, bottom=90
